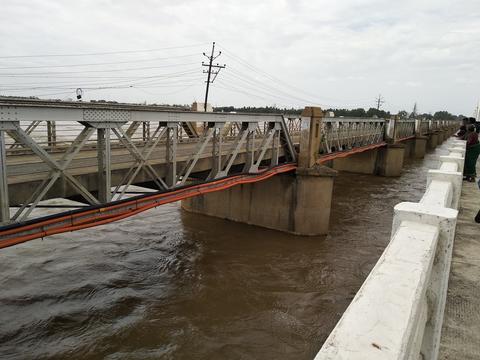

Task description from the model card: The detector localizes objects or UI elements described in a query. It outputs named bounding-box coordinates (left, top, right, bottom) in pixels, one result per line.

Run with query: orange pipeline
left=0, top=164, right=296, bottom=249
left=317, top=142, right=387, bottom=164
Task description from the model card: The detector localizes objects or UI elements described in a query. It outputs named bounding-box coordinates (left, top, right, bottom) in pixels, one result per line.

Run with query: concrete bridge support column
left=413, top=136, right=428, bottom=159
left=428, top=132, right=439, bottom=150
left=403, top=139, right=415, bottom=158
left=331, top=149, right=378, bottom=174
left=437, top=130, right=445, bottom=144
left=376, top=143, right=405, bottom=177
left=181, top=165, right=337, bottom=236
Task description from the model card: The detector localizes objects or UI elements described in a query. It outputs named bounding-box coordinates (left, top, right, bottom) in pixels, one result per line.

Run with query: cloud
left=0, top=0, right=479, bottom=114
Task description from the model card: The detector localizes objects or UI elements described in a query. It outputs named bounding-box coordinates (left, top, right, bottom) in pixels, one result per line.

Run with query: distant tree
left=397, top=110, right=408, bottom=119
left=366, top=107, right=391, bottom=118
left=420, top=113, right=433, bottom=120
left=213, top=106, right=302, bottom=114
left=433, top=111, right=455, bottom=120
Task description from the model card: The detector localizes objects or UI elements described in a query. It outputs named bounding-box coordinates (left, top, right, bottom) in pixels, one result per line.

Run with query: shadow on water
left=0, top=158, right=431, bottom=360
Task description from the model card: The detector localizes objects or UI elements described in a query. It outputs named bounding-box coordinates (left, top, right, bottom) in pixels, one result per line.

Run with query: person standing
left=464, top=124, right=480, bottom=182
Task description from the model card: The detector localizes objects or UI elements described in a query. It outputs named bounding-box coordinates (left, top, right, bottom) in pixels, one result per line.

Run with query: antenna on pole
left=202, top=42, right=226, bottom=112
left=375, top=94, right=385, bottom=110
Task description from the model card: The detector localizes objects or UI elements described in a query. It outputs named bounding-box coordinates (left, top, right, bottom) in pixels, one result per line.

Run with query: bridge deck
left=440, top=161, right=480, bottom=359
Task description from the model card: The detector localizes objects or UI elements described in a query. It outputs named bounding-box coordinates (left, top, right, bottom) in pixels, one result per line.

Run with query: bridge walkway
left=440, top=161, right=480, bottom=359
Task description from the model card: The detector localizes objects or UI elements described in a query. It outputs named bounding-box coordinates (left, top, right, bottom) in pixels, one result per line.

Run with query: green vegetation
left=214, top=105, right=463, bottom=120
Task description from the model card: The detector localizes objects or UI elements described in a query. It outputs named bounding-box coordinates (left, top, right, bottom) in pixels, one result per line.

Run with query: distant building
left=192, top=101, right=213, bottom=112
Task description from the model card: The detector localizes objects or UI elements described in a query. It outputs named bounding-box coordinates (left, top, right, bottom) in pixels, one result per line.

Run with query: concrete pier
left=182, top=164, right=337, bottom=236
left=332, top=149, right=379, bottom=174
left=376, top=144, right=405, bottom=176
left=413, top=136, right=428, bottom=159
left=332, top=144, right=405, bottom=177
left=439, top=161, right=480, bottom=359
left=428, top=132, right=439, bottom=150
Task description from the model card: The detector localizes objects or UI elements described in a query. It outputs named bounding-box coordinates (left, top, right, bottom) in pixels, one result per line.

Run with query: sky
left=0, top=0, right=479, bottom=115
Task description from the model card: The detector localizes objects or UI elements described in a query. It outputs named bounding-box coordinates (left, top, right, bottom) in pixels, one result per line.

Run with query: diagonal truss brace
left=112, top=124, right=168, bottom=200
left=214, top=123, right=250, bottom=179
left=111, top=126, right=168, bottom=191
left=11, top=124, right=98, bottom=221
left=177, top=125, right=216, bottom=186
left=247, top=122, right=281, bottom=173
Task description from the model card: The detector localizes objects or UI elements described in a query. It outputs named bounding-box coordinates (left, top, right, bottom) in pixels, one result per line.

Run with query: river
left=0, top=157, right=431, bottom=359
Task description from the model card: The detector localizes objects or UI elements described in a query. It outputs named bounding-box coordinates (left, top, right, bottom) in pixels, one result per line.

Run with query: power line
left=0, top=42, right=210, bottom=59
left=0, top=53, right=198, bottom=70
left=217, top=43, right=373, bottom=108
left=0, top=69, right=202, bottom=91
left=0, top=63, right=199, bottom=76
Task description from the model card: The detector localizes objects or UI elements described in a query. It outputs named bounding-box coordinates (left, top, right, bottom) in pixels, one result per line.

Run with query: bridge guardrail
left=315, top=137, right=466, bottom=360
left=320, top=117, right=386, bottom=154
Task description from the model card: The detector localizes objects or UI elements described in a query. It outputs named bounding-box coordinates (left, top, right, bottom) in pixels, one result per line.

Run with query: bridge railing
left=320, top=117, right=386, bottom=154
left=4, top=118, right=286, bottom=155
left=315, top=137, right=466, bottom=360
left=0, top=100, right=296, bottom=224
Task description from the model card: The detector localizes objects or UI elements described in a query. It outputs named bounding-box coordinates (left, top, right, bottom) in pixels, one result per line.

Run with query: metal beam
left=271, top=128, right=280, bottom=167
left=97, top=128, right=112, bottom=203
left=0, top=131, right=9, bottom=224
left=114, top=125, right=168, bottom=200
left=10, top=124, right=99, bottom=207
left=178, top=126, right=215, bottom=186
left=242, top=123, right=257, bottom=173
left=216, top=125, right=249, bottom=178
left=11, top=126, right=96, bottom=221
left=111, top=126, right=167, bottom=190
left=250, top=124, right=277, bottom=172
left=0, top=102, right=283, bottom=124
left=207, top=123, right=225, bottom=180
left=165, top=123, right=178, bottom=187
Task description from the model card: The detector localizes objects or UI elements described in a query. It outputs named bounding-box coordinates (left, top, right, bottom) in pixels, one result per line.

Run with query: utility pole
left=410, top=102, right=418, bottom=119
left=474, top=100, right=480, bottom=121
left=375, top=94, right=385, bottom=110
left=202, top=42, right=226, bottom=112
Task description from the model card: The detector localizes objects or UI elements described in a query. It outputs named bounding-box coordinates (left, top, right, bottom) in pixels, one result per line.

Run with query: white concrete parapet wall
left=315, top=137, right=466, bottom=360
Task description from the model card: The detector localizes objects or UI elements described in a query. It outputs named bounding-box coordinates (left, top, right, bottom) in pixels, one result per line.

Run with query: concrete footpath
left=439, top=162, right=480, bottom=359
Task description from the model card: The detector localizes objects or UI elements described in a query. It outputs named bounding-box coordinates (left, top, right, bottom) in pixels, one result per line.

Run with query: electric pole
left=202, top=42, right=226, bottom=112
left=410, top=102, right=417, bottom=118
left=375, top=94, right=385, bottom=110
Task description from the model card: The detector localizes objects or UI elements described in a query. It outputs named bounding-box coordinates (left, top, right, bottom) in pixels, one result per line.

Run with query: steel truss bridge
left=0, top=99, right=455, bottom=248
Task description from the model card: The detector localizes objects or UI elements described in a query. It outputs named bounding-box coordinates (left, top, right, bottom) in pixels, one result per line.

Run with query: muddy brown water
left=0, top=158, right=432, bottom=360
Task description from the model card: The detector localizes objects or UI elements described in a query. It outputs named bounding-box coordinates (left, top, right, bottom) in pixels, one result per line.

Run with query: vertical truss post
left=47, top=121, right=56, bottom=149
left=243, top=122, right=257, bottom=172
left=97, top=127, right=112, bottom=203
left=142, top=121, right=150, bottom=143
left=0, top=130, right=9, bottom=224
left=209, top=122, right=224, bottom=179
left=271, top=123, right=281, bottom=167
left=166, top=122, right=178, bottom=188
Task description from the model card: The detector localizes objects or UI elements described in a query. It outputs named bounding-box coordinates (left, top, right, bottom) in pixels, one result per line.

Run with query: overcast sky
left=0, top=0, right=479, bottom=115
